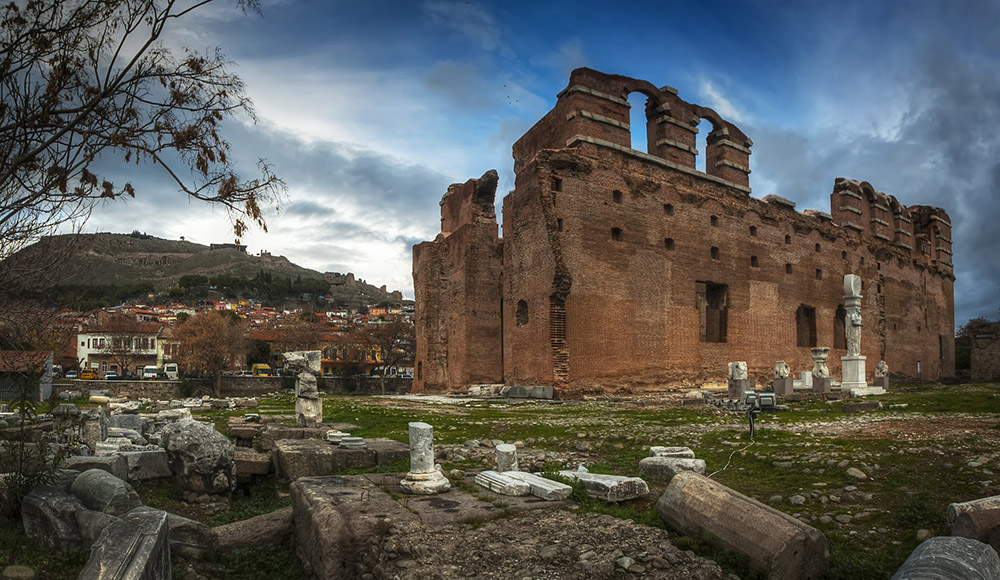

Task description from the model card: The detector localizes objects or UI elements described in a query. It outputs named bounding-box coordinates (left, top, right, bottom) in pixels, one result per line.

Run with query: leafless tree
left=174, top=310, right=247, bottom=396
left=359, top=319, right=415, bottom=394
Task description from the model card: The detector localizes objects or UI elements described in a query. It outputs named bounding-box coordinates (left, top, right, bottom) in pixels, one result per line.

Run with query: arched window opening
left=796, top=305, right=817, bottom=347
left=417, top=361, right=423, bottom=381
left=834, top=305, right=847, bottom=349
left=695, top=118, right=714, bottom=172
left=516, top=300, right=528, bottom=326
left=627, top=92, right=649, bottom=153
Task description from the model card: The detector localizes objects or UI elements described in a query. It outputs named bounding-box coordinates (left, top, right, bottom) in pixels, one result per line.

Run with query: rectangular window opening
left=611, top=227, right=622, bottom=241
left=711, top=246, right=719, bottom=260
left=696, top=281, right=728, bottom=343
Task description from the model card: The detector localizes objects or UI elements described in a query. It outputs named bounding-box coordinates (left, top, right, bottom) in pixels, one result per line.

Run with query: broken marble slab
left=649, top=446, right=695, bottom=458
left=558, top=470, right=649, bottom=502
left=475, top=470, right=531, bottom=496
left=503, top=472, right=572, bottom=501
left=639, top=457, right=707, bottom=480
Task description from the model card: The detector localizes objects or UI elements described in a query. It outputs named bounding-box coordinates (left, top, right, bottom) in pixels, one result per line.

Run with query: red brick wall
left=416, top=69, right=955, bottom=394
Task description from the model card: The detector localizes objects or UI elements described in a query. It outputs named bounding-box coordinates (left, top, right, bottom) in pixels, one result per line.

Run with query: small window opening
left=816, top=269, right=823, bottom=280
left=551, top=177, right=562, bottom=192
left=613, top=190, right=623, bottom=204
left=515, top=300, right=528, bottom=326
left=750, top=226, right=757, bottom=237
left=711, top=246, right=719, bottom=260
left=751, top=256, right=759, bottom=267
left=664, top=238, right=675, bottom=250
left=877, top=283, right=882, bottom=293
left=861, top=257, right=866, bottom=265
left=815, top=243, right=821, bottom=252
left=417, top=361, right=423, bottom=381
left=785, top=263, right=792, bottom=274
left=842, top=250, right=847, bottom=259
left=611, top=227, right=623, bottom=241
left=877, top=262, right=882, bottom=271
left=711, top=215, right=719, bottom=226
left=785, top=235, right=791, bottom=245
left=557, top=218, right=563, bottom=232
left=664, top=203, right=674, bottom=215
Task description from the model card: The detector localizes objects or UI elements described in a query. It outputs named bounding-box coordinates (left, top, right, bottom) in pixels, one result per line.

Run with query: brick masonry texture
left=413, top=68, right=955, bottom=395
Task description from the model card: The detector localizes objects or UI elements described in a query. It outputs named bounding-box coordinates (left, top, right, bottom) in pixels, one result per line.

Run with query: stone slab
left=812, top=377, right=831, bottom=394
left=850, top=386, right=886, bottom=397
left=558, top=471, right=649, bottom=502
left=260, top=425, right=330, bottom=451
left=528, top=385, right=554, bottom=399
left=658, top=471, right=827, bottom=580
left=503, top=472, right=573, bottom=501
left=843, top=401, right=882, bottom=414
left=773, top=378, right=795, bottom=397
left=639, top=457, right=706, bottom=480
left=650, top=446, right=695, bottom=458
left=474, top=470, right=531, bottom=496
left=728, top=379, right=752, bottom=399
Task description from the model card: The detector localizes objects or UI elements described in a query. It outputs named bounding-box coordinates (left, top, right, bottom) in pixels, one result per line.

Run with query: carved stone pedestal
left=728, top=379, right=752, bottom=399
left=773, top=378, right=795, bottom=397
left=812, top=377, right=831, bottom=394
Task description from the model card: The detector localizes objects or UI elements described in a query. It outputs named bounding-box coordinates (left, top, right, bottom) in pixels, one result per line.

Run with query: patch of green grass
left=218, top=535, right=305, bottom=579
left=205, top=476, right=292, bottom=527
left=335, top=458, right=409, bottom=476
left=131, top=477, right=189, bottom=515
left=0, top=516, right=87, bottom=579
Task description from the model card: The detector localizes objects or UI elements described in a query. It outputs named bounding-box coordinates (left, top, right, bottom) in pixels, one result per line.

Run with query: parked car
left=237, top=370, right=253, bottom=377
left=104, top=371, right=118, bottom=380
left=141, top=365, right=158, bottom=380
left=65, top=370, right=79, bottom=379
left=80, top=369, right=97, bottom=380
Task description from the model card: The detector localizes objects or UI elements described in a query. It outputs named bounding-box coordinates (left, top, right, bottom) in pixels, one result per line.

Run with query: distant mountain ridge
left=18, top=232, right=407, bottom=308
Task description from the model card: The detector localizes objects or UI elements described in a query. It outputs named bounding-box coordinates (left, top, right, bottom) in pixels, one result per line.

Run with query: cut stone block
left=890, top=536, right=1000, bottom=580
left=657, top=471, right=827, bottom=580
left=639, top=457, right=706, bottom=480
left=234, top=447, right=272, bottom=476
left=528, top=385, right=554, bottom=399
left=66, top=455, right=128, bottom=481
left=474, top=470, right=531, bottom=496
left=503, top=472, right=573, bottom=501
left=121, top=449, right=172, bottom=481
left=558, top=471, right=648, bottom=502
left=947, top=495, right=1000, bottom=544
left=292, top=475, right=419, bottom=580
left=367, top=438, right=410, bottom=465
left=70, top=469, right=142, bottom=516
left=273, top=439, right=376, bottom=480
left=649, top=446, right=695, bottom=458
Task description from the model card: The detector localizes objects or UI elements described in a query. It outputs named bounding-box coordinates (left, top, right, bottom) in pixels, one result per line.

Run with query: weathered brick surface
left=415, top=68, right=955, bottom=394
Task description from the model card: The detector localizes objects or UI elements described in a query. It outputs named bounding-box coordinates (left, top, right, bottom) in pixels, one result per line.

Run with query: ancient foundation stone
left=657, top=471, right=827, bottom=580
left=292, top=476, right=419, bottom=580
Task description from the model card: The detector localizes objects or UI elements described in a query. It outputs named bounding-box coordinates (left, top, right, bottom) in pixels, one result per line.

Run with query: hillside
left=9, top=232, right=408, bottom=309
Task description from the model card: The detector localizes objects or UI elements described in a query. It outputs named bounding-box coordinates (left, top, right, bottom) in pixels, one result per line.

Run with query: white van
left=142, top=365, right=159, bottom=380
left=163, top=363, right=179, bottom=380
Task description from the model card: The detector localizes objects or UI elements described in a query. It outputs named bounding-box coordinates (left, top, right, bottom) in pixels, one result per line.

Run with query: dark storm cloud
left=749, top=42, right=1000, bottom=326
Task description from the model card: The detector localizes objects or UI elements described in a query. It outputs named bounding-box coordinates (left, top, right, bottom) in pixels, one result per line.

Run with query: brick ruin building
left=412, top=68, right=955, bottom=394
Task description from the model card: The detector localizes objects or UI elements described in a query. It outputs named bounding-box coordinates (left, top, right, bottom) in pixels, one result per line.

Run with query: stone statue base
left=812, top=377, right=831, bottom=394
left=400, top=467, right=451, bottom=495
left=842, top=355, right=883, bottom=397
left=728, top=379, right=752, bottom=399
left=772, top=378, right=794, bottom=397
left=872, top=376, right=889, bottom=390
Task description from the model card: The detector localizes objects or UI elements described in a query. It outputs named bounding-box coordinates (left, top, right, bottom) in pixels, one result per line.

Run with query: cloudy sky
left=84, top=0, right=1000, bottom=326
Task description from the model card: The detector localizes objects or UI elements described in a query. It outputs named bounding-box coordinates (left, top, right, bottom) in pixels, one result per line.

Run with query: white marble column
left=399, top=422, right=450, bottom=494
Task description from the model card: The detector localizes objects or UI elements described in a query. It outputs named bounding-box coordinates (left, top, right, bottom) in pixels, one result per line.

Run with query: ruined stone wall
left=416, top=68, right=955, bottom=393
left=971, top=331, right=1000, bottom=382
left=412, top=172, right=503, bottom=392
